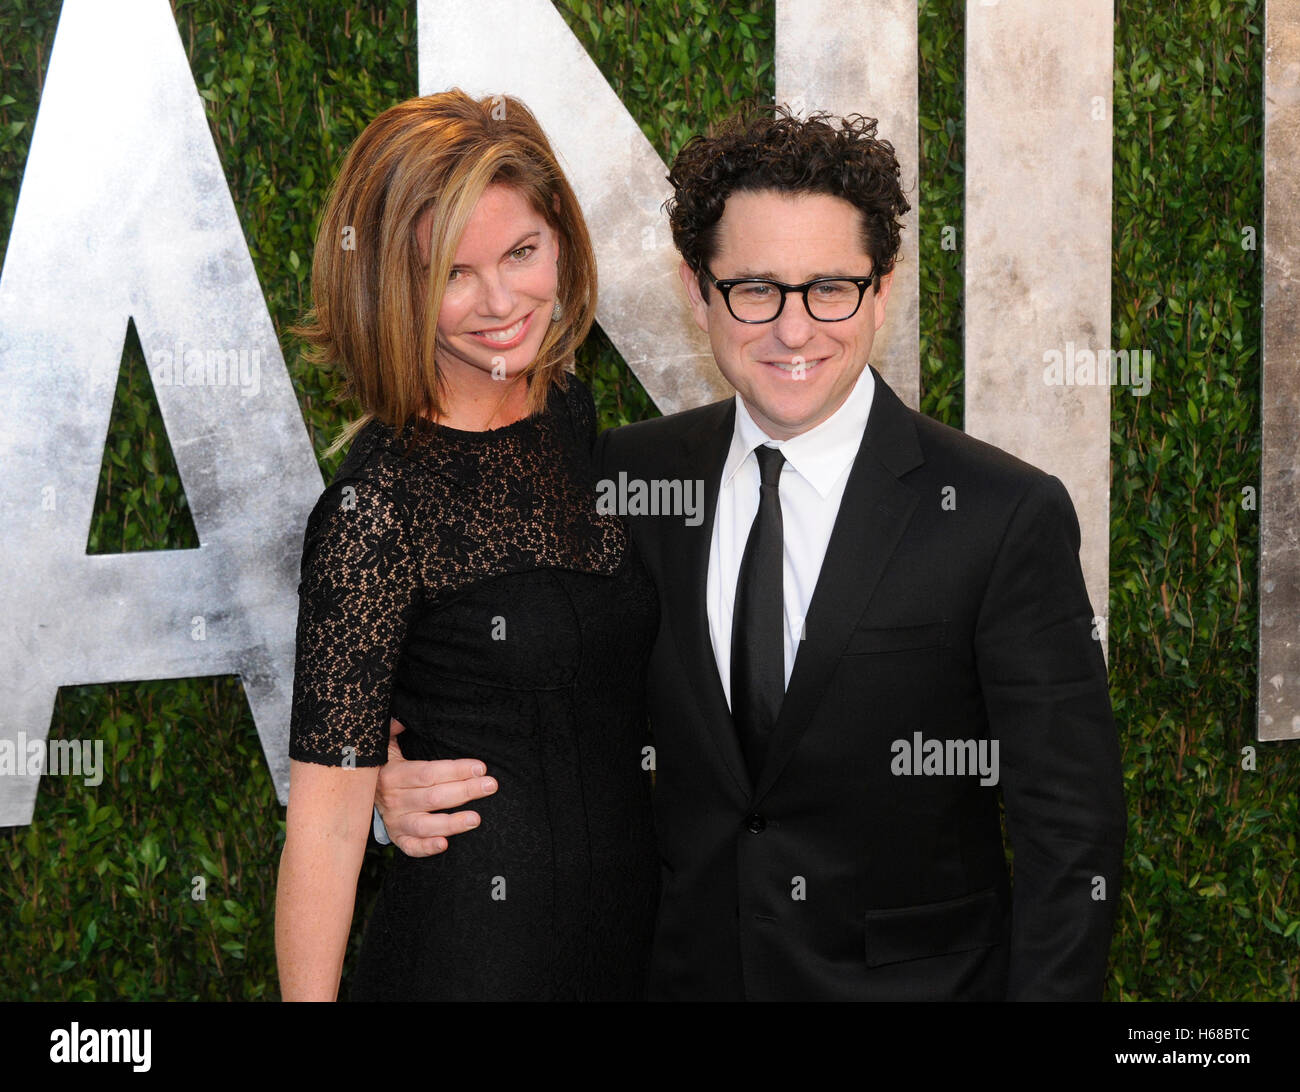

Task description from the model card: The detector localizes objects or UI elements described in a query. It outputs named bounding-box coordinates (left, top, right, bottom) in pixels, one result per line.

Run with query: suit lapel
left=752, top=369, right=925, bottom=803
left=661, top=399, right=753, bottom=798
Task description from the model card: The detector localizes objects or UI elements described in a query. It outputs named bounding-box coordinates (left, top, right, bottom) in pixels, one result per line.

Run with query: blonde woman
left=274, top=91, right=658, bottom=1001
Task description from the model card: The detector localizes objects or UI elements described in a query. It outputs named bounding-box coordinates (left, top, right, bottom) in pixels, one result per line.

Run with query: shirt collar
left=720, top=365, right=876, bottom=498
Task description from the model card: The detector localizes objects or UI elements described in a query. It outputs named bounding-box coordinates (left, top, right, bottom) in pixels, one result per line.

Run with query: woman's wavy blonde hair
left=292, top=90, right=597, bottom=454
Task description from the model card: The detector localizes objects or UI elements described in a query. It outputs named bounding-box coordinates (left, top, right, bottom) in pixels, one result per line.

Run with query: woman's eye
left=511, top=245, right=536, bottom=261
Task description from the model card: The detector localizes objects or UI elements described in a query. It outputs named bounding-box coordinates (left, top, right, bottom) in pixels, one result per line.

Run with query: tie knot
left=753, top=444, right=785, bottom=488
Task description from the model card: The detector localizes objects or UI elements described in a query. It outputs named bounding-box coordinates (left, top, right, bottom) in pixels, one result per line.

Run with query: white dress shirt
left=707, top=364, right=876, bottom=707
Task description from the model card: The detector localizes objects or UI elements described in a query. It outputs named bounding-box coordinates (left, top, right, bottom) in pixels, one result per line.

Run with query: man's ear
left=679, top=259, right=710, bottom=333
left=872, top=269, right=894, bottom=331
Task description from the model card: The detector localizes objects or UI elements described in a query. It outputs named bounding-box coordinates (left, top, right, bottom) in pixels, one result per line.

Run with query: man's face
left=681, top=189, right=892, bottom=441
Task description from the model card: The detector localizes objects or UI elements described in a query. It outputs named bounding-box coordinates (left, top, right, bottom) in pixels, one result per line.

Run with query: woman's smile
left=466, top=309, right=534, bottom=349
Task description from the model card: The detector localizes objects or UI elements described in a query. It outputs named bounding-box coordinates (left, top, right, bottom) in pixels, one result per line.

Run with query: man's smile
left=759, top=355, right=827, bottom=375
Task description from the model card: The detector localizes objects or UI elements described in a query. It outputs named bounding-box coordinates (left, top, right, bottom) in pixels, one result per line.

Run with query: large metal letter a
left=0, top=0, right=322, bottom=823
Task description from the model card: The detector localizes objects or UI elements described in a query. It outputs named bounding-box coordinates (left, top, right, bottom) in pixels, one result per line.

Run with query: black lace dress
left=288, top=375, right=660, bottom=1001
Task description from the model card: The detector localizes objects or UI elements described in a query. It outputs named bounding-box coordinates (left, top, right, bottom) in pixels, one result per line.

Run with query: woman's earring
left=551, top=300, right=563, bottom=323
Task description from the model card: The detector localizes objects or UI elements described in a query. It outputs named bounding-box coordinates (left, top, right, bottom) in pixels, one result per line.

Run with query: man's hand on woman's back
left=374, top=718, right=497, bottom=857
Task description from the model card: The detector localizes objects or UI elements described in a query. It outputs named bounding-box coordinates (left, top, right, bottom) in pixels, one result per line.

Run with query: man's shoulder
left=607, top=398, right=732, bottom=442
left=889, top=407, right=1081, bottom=551
left=597, top=399, right=733, bottom=470
left=904, top=405, right=1060, bottom=495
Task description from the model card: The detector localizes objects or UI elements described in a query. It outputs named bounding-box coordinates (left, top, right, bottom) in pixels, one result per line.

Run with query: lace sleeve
left=288, top=472, right=420, bottom=767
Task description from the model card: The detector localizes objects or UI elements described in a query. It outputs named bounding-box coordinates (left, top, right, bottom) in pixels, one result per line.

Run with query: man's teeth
left=769, top=358, right=819, bottom=371
left=477, top=317, right=526, bottom=342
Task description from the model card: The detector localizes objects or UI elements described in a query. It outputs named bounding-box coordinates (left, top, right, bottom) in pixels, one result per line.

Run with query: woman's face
left=425, top=183, right=560, bottom=389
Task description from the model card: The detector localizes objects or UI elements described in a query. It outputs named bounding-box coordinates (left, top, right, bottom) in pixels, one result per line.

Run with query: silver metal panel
left=776, top=0, right=920, bottom=409
left=1260, top=0, right=1300, bottom=740
left=0, top=0, right=323, bottom=823
left=963, top=0, right=1114, bottom=642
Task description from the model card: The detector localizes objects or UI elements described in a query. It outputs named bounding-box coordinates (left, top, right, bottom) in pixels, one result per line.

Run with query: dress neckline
left=419, top=407, right=541, bottom=440
left=390, top=381, right=564, bottom=454
left=417, top=376, right=564, bottom=440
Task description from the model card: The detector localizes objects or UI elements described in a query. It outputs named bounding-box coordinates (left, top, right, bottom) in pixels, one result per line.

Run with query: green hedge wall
left=0, top=0, right=1294, bottom=1000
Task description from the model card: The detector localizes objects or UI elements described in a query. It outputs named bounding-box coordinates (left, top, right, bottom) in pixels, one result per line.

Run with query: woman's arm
left=278, top=469, right=420, bottom=1000
left=276, top=759, right=381, bottom=1001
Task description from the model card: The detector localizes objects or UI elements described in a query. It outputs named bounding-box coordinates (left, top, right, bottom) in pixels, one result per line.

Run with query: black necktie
left=731, top=444, right=786, bottom=781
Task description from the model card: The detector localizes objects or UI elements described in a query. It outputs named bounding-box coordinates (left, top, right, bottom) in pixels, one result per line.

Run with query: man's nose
left=772, top=291, right=816, bottom=346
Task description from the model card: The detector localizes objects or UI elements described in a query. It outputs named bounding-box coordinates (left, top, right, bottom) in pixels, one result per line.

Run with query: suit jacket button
left=745, top=813, right=766, bottom=833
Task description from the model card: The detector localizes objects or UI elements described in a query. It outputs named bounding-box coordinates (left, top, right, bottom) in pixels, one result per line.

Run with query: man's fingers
left=396, top=809, right=482, bottom=839
left=385, top=757, right=490, bottom=789
left=423, top=776, right=496, bottom=811
left=394, top=835, right=449, bottom=858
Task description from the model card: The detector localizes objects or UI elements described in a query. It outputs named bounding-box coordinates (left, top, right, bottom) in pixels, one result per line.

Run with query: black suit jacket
left=594, top=366, right=1126, bottom=1001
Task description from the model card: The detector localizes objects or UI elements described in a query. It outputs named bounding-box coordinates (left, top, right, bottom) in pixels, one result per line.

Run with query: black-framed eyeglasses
left=702, top=268, right=878, bottom=323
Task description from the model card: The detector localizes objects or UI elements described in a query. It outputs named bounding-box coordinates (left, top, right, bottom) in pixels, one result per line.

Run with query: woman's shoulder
left=301, top=420, right=415, bottom=567
left=331, top=417, right=398, bottom=480
left=553, top=369, right=596, bottom=449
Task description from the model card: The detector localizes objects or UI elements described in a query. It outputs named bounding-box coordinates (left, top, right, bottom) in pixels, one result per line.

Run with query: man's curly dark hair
left=665, top=106, right=910, bottom=299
